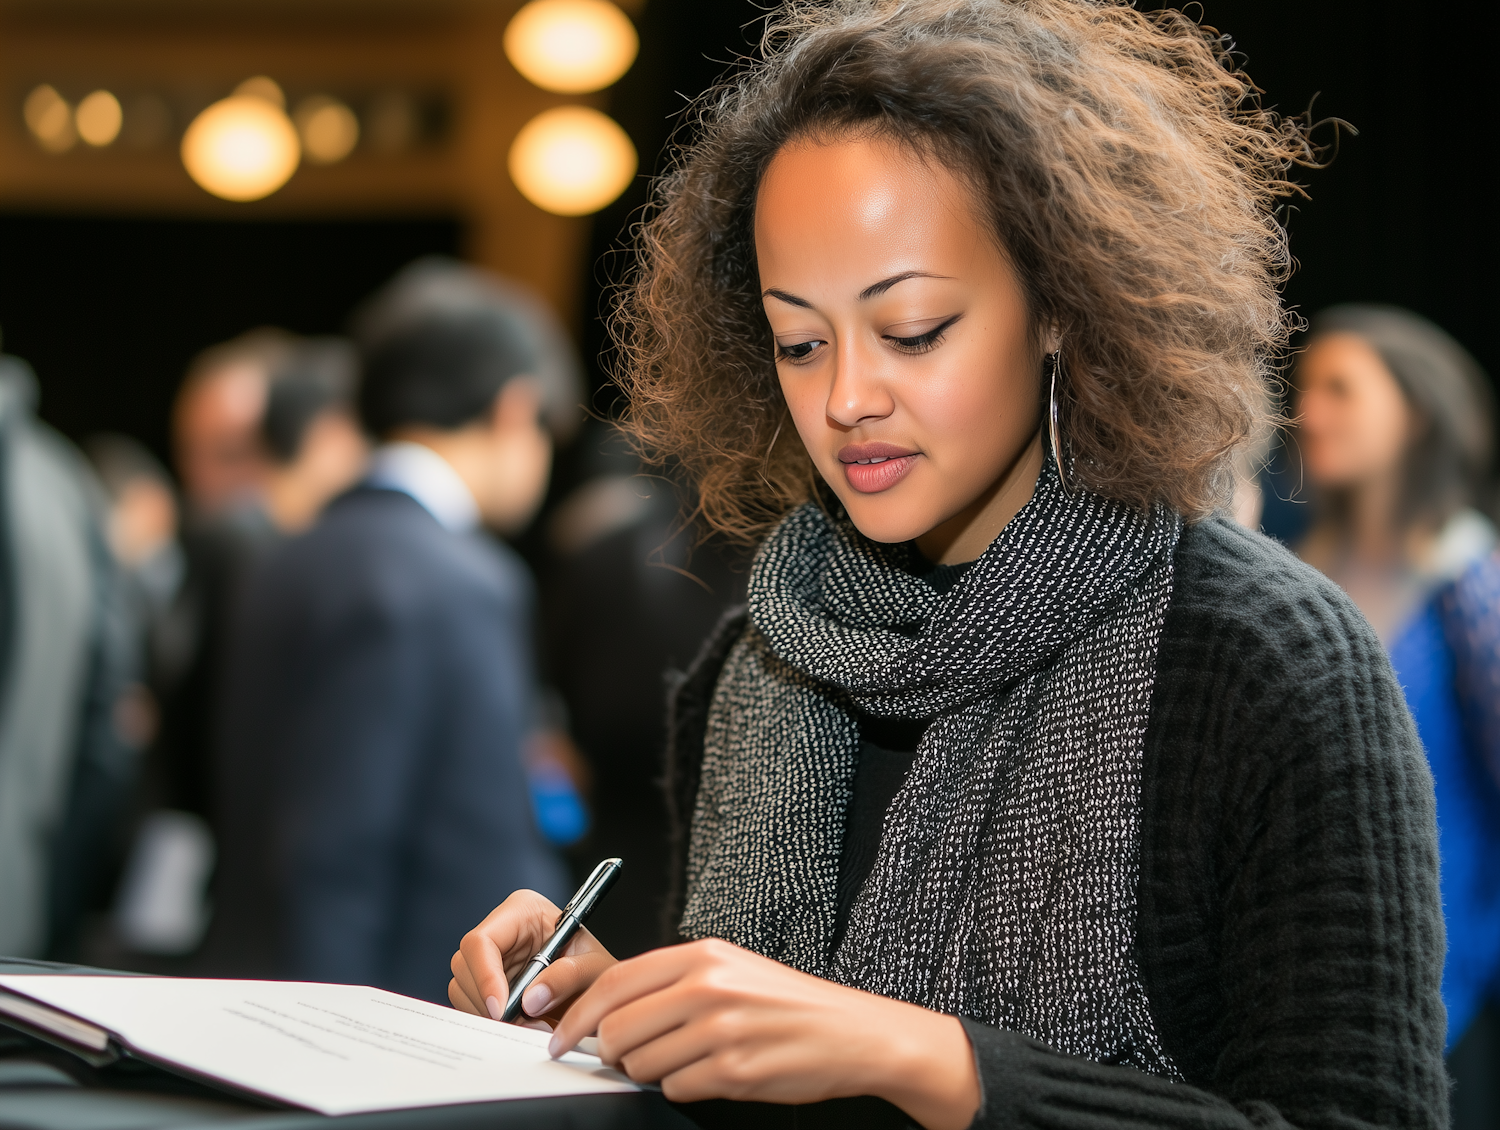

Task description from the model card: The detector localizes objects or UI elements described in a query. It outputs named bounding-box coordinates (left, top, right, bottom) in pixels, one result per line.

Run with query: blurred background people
left=84, top=434, right=202, bottom=961
left=204, top=259, right=577, bottom=1002
left=172, top=330, right=288, bottom=522
left=120, top=330, right=363, bottom=967
left=538, top=421, right=746, bottom=957
left=156, top=331, right=290, bottom=837
left=87, top=434, right=184, bottom=634
left=260, top=338, right=369, bottom=536
left=0, top=354, right=138, bottom=961
left=90, top=339, right=370, bottom=967
left=1294, top=304, right=1500, bottom=1128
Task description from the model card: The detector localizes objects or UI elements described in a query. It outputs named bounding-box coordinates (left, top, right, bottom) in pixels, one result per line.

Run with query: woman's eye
left=885, top=314, right=962, bottom=355
left=776, top=340, right=822, bottom=363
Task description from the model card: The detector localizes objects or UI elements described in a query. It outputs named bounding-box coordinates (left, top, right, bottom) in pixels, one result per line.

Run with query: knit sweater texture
left=663, top=517, right=1448, bottom=1130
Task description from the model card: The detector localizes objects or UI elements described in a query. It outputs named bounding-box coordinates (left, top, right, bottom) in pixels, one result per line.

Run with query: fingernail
left=522, top=983, right=552, bottom=1016
left=548, top=1034, right=563, bottom=1058
left=485, top=995, right=503, bottom=1022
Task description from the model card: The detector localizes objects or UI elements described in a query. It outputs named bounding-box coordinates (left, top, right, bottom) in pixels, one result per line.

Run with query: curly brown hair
left=613, top=0, right=1315, bottom=541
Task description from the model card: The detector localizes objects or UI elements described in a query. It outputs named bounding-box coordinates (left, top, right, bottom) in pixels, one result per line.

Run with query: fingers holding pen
left=448, top=958, right=485, bottom=1017
left=451, top=889, right=563, bottom=1020
left=517, top=940, right=618, bottom=1024
left=451, top=860, right=626, bottom=1026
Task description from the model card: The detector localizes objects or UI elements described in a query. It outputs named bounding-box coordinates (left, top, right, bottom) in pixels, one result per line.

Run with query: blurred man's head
left=354, top=259, right=581, bottom=533
left=172, top=330, right=293, bottom=517
left=86, top=433, right=179, bottom=570
left=261, top=338, right=369, bottom=534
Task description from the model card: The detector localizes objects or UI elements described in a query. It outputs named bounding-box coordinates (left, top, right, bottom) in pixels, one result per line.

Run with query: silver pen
left=499, top=857, right=623, bottom=1023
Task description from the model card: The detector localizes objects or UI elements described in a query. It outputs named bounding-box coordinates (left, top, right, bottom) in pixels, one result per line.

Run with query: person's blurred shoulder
left=247, top=485, right=531, bottom=626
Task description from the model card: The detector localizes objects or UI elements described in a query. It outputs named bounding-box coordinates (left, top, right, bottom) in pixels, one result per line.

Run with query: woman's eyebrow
left=762, top=288, right=814, bottom=309
left=858, top=271, right=949, bottom=300
left=763, top=271, right=952, bottom=309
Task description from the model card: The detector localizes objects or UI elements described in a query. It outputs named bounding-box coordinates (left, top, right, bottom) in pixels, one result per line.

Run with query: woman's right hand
left=449, top=888, right=618, bottom=1028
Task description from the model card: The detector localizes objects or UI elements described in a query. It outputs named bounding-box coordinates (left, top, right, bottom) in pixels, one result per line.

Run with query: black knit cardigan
left=662, top=517, right=1449, bottom=1130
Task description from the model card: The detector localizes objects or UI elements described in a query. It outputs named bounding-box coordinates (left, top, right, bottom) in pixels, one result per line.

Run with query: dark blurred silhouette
left=172, top=330, right=289, bottom=521
left=155, top=332, right=289, bottom=836
left=84, top=434, right=209, bottom=962
left=159, top=330, right=369, bottom=827
left=0, top=357, right=138, bottom=961
left=205, top=259, right=577, bottom=1002
left=92, top=338, right=371, bottom=967
left=88, top=435, right=183, bottom=620
left=1295, top=305, right=1500, bottom=1129
left=539, top=423, right=748, bottom=958
left=260, top=339, right=370, bottom=536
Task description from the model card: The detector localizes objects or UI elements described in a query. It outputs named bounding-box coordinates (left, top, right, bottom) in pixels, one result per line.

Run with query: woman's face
left=754, top=134, right=1046, bottom=563
left=1296, top=333, right=1413, bottom=490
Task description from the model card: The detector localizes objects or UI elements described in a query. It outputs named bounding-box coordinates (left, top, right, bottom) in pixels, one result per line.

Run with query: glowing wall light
left=181, top=93, right=300, bottom=201
left=295, top=96, right=360, bottom=164
left=76, top=90, right=123, bottom=147
left=508, top=106, right=636, bottom=216
left=24, top=85, right=75, bottom=152
left=504, top=0, right=638, bottom=94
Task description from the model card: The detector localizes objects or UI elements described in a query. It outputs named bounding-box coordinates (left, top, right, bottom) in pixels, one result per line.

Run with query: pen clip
left=559, top=857, right=622, bottom=922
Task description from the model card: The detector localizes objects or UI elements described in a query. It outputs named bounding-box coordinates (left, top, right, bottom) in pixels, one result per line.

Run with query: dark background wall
left=0, top=0, right=1492, bottom=472
left=0, top=216, right=459, bottom=462
left=1162, top=0, right=1499, bottom=384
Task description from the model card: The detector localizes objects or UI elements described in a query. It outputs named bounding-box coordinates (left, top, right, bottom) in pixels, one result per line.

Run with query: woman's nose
left=825, top=340, right=894, bottom=428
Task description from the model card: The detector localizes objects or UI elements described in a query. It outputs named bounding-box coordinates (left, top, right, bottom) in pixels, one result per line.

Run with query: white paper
left=0, top=975, right=637, bottom=1116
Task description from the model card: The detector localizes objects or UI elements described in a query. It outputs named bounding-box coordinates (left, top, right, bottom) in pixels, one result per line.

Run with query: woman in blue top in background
left=1297, top=305, right=1500, bottom=1130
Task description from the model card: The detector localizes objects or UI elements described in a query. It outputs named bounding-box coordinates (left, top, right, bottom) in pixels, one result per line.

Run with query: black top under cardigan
left=662, top=517, right=1448, bottom=1130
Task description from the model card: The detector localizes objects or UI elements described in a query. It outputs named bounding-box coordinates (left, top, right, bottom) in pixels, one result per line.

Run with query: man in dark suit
left=204, top=260, right=578, bottom=1003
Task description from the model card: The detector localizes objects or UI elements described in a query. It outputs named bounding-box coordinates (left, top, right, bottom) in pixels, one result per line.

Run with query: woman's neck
left=1301, top=468, right=1446, bottom=641
left=915, top=429, right=1044, bottom=565
left=1345, top=469, right=1407, bottom=564
left=1306, top=468, right=1434, bottom=573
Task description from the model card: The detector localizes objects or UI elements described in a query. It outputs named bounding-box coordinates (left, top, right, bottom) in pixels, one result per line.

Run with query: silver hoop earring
left=1048, top=350, right=1071, bottom=494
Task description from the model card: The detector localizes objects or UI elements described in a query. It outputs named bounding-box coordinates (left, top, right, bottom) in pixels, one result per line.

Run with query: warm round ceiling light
left=504, top=0, right=638, bottom=94
left=508, top=106, right=636, bottom=216
left=24, top=85, right=76, bottom=153
left=76, top=90, right=123, bottom=147
left=295, top=96, right=360, bottom=164
left=181, top=95, right=301, bottom=201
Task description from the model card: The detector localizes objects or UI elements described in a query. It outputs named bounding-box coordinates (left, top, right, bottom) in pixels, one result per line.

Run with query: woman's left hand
left=548, top=938, right=980, bottom=1130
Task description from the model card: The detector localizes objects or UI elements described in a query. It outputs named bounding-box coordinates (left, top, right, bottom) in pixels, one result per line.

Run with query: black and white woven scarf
left=679, top=455, right=1183, bottom=1076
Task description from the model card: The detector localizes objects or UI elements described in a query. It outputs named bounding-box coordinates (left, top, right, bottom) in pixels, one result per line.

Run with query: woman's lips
left=838, top=443, right=919, bottom=494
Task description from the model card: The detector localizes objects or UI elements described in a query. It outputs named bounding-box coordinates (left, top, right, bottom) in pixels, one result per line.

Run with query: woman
left=451, top=3, right=1447, bottom=1127
left=1296, top=305, right=1500, bottom=1128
